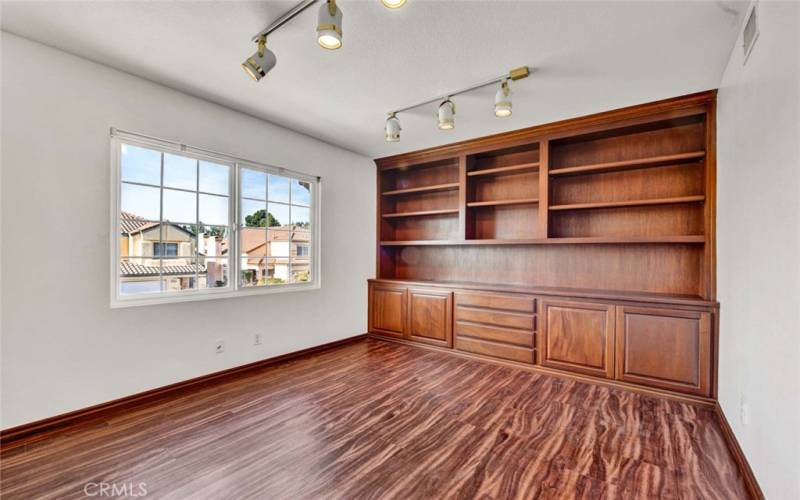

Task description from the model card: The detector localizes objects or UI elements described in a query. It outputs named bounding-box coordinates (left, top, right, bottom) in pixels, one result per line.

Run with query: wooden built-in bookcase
left=370, top=90, right=719, bottom=403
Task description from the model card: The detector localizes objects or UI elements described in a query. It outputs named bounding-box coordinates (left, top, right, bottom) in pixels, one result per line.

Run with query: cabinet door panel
left=408, top=288, right=453, bottom=347
left=541, top=299, right=615, bottom=378
left=616, top=306, right=711, bottom=396
left=369, top=285, right=407, bottom=338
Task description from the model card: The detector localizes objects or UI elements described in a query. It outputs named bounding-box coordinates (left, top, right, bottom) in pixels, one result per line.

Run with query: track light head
left=437, top=99, right=455, bottom=130
left=381, top=0, right=407, bottom=8
left=242, top=36, right=277, bottom=82
left=494, top=80, right=512, bottom=118
left=385, top=113, right=401, bottom=142
left=317, top=0, right=343, bottom=50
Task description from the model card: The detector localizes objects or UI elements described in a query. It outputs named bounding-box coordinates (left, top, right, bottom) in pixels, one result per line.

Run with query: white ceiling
left=1, top=1, right=746, bottom=158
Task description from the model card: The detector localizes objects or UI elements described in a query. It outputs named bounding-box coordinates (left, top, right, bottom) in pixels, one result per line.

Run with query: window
left=112, top=130, right=319, bottom=307
left=153, top=243, right=179, bottom=257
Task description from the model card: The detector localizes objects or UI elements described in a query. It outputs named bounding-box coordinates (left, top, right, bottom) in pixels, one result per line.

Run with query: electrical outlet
left=215, top=339, right=225, bottom=354
left=740, top=399, right=750, bottom=425
left=254, top=333, right=262, bottom=346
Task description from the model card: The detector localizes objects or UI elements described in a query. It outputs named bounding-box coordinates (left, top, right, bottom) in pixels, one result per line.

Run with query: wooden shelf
left=382, top=209, right=459, bottom=219
left=380, top=235, right=705, bottom=246
left=382, top=182, right=460, bottom=196
left=467, top=198, right=539, bottom=208
left=545, top=236, right=705, bottom=244
left=467, top=162, right=540, bottom=178
left=549, top=195, right=705, bottom=211
left=550, top=151, right=705, bottom=177
left=380, top=240, right=462, bottom=246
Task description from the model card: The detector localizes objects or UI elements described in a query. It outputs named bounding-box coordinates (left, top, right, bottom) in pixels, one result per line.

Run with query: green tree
left=245, top=209, right=280, bottom=227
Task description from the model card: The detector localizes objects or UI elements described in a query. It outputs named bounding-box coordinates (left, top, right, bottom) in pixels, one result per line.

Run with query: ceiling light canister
left=242, top=36, right=277, bottom=82
left=317, top=0, right=343, bottom=50
left=494, top=80, right=512, bottom=117
left=437, top=99, right=455, bottom=130
left=381, top=0, right=407, bottom=9
left=385, top=113, right=401, bottom=142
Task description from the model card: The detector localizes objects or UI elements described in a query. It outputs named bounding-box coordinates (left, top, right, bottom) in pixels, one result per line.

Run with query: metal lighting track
left=389, top=66, right=531, bottom=115
left=251, top=0, right=320, bottom=41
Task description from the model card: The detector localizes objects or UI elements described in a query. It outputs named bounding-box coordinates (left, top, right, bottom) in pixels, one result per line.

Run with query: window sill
left=110, top=281, right=320, bottom=309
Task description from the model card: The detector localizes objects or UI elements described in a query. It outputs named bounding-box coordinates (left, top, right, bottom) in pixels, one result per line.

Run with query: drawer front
left=455, top=292, right=535, bottom=313
left=455, top=337, right=534, bottom=364
left=453, top=290, right=535, bottom=364
left=454, top=307, right=534, bottom=330
left=455, top=321, right=533, bottom=348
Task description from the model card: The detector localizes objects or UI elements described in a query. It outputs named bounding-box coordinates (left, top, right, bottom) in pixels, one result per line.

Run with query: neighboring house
left=120, top=212, right=227, bottom=293
left=120, top=212, right=308, bottom=292
left=236, top=225, right=311, bottom=285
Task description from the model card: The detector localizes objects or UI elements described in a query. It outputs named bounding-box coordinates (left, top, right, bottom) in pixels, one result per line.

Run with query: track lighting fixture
left=437, top=99, right=456, bottom=130
left=317, top=0, right=343, bottom=50
left=494, top=80, right=512, bottom=117
left=247, top=0, right=409, bottom=82
left=384, top=66, right=530, bottom=142
left=242, top=36, right=277, bottom=82
left=381, top=0, right=407, bottom=8
left=385, top=113, right=401, bottom=142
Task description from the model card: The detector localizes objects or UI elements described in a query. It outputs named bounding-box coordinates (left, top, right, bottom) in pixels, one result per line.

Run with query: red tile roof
left=120, top=212, right=159, bottom=234
left=120, top=261, right=206, bottom=277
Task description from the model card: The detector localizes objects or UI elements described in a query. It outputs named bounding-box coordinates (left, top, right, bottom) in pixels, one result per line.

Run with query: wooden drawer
left=455, top=321, right=533, bottom=348
left=454, top=307, right=534, bottom=330
left=455, top=337, right=533, bottom=364
left=455, top=291, right=535, bottom=313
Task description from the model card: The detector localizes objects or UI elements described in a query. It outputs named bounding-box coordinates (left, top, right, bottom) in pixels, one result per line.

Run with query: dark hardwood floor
left=0, top=339, right=749, bottom=499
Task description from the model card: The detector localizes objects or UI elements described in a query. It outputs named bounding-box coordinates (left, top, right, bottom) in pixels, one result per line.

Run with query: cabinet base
left=368, top=333, right=716, bottom=408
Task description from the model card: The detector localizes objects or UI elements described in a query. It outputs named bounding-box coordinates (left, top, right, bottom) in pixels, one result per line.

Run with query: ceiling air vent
left=742, top=2, right=759, bottom=63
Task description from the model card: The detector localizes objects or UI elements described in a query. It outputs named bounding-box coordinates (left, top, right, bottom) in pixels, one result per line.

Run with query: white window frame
left=110, top=128, right=321, bottom=308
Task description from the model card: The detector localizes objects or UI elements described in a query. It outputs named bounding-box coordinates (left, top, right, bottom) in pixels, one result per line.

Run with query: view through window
left=114, top=136, right=317, bottom=305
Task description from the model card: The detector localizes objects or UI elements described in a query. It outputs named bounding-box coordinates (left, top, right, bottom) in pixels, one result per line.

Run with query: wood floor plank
left=0, top=339, right=750, bottom=499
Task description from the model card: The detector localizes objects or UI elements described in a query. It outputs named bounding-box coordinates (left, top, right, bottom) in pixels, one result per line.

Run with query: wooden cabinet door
left=540, top=299, right=615, bottom=378
left=616, top=306, right=711, bottom=396
left=408, top=288, right=453, bottom=347
left=369, top=284, right=407, bottom=338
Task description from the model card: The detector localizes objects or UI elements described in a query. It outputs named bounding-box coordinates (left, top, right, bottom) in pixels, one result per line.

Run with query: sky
left=120, top=143, right=311, bottom=227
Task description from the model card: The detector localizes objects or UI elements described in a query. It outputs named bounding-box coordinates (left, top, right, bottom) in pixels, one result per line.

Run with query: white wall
left=0, top=33, right=375, bottom=429
left=717, top=2, right=800, bottom=498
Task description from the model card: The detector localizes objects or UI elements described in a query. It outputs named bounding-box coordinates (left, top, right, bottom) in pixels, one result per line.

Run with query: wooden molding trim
left=0, top=334, right=368, bottom=450
left=375, top=89, right=716, bottom=168
left=368, top=334, right=717, bottom=408
left=714, top=402, right=765, bottom=500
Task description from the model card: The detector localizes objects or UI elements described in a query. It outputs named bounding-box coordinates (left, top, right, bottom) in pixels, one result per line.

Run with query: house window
left=112, top=130, right=319, bottom=307
left=153, top=242, right=178, bottom=257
